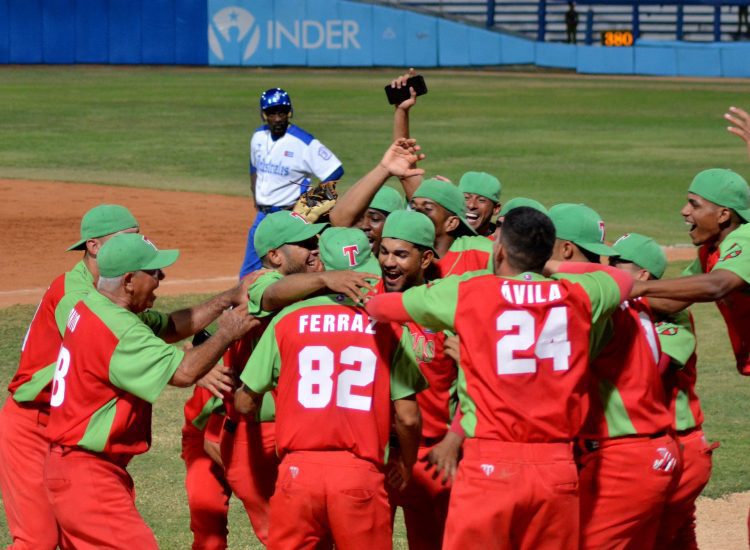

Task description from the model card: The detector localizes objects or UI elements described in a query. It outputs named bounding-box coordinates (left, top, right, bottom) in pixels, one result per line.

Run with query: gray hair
left=97, top=275, right=124, bottom=292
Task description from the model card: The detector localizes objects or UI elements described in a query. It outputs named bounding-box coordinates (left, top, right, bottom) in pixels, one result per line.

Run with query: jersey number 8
left=50, top=346, right=71, bottom=407
left=297, top=345, right=376, bottom=411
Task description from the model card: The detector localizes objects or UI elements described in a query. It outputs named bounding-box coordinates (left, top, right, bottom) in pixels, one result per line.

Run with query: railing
left=382, top=0, right=750, bottom=43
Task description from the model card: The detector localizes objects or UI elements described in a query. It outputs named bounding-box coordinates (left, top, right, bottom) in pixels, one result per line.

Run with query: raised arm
left=633, top=269, right=746, bottom=303
left=328, top=138, right=425, bottom=227
left=725, top=106, right=750, bottom=161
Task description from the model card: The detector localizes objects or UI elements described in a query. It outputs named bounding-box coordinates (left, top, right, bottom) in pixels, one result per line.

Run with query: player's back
left=270, top=296, right=408, bottom=465
left=452, top=273, right=598, bottom=442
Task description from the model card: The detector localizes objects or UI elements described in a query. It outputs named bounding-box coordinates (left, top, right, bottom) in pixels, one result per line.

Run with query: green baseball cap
left=67, top=204, right=139, bottom=251
left=413, top=178, right=477, bottom=236
left=319, top=227, right=381, bottom=276
left=548, top=203, right=616, bottom=257
left=369, top=186, right=406, bottom=214
left=381, top=210, right=437, bottom=255
left=98, top=233, right=179, bottom=278
left=612, top=233, right=667, bottom=279
left=458, top=172, right=502, bottom=203
left=688, top=168, right=750, bottom=223
left=499, top=197, right=548, bottom=217
left=254, top=211, right=326, bottom=258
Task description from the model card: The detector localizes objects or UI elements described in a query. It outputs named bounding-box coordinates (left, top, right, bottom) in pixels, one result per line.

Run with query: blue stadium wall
left=0, top=0, right=748, bottom=77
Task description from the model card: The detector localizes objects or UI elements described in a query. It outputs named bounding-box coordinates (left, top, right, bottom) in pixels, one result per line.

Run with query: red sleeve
left=204, top=413, right=224, bottom=444
left=658, top=352, right=673, bottom=375
left=557, top=261, right=633, bottom=302
left=449, top=410, right=466, bottom=438
left=365, top=293, right=412, bottom=324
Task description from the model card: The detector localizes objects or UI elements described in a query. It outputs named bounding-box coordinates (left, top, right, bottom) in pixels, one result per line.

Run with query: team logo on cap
left=613, top=234, right=630, bottom=246
left=343, top=244, right=360, bottom=267
left=142, top=236, right=158, bottom=250
left=598, top=221, right=606, bottom=243
left=290, top=212, right=310, bottom=224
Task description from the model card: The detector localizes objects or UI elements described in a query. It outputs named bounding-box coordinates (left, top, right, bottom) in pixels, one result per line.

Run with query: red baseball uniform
left=44, top=291, right=178, bottom=549
left=684, top=222, right=750, bottom=375
left=241, top=295, right=426, bottom=550
left=220, top=329, right=278, bottom=546
left=398, top=270, right=622, bottom=550
left=0, top=261, right=94, bottom=550
left=429, top=235, right=493, bottom=278
left=181, top=386, right=231, bottom=550
left=579, top=298, right=680, bottom=550
left=654, top=310, right=714, bottom=550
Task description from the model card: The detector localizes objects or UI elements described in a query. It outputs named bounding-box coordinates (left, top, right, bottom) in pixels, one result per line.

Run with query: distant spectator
left=566, top=2, right=579, bottom=44
left=738, top=2, right=749, bottom=35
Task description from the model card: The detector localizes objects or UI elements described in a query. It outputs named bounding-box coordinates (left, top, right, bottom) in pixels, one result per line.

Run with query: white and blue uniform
left=240, top=124, right=343, bottom=277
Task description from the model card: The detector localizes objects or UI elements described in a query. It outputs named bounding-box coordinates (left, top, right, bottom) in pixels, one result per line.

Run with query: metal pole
left=486, top=0, right=497, bottom=28
left=713, top=5, right=721, bottom=41
left=633, top=3, right=640, bottom=41
left=676, top=4, right=684, bottom=41
left=538, top=0, right=547, bottom=41
left=586, top=9, right=594, bottom=45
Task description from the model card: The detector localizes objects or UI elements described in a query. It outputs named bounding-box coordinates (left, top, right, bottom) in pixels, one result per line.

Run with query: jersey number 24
left=496, top=307, right=572, bottom=374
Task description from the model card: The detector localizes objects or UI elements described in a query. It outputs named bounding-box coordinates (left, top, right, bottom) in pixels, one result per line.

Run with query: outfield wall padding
left=0, top=0, right=747, bottom=78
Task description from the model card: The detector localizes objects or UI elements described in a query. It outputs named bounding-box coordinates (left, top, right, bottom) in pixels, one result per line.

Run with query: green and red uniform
left=217, top=270, right=281, bottom=546
left=393, top=270, right=623, bottom=550
left=0, top=261, right=94, bottom=550
left=241, top=295, right=426, bottom=550
left=181, top=386, right=231, bottom=550
left=44, top=290, right=177, bottom=549
left=579, top=297, right=679, bottom=550
left=373, top=281, right=458, bottom=550
left=654, top=310, right=714, bottom=550
left=429, top=235, right=493, bottom=278
left=684, top=222, right=750, bottom=375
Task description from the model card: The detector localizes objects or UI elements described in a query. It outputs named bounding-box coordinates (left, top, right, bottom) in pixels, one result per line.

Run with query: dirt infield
left=0, top=179, right=253, bottom=307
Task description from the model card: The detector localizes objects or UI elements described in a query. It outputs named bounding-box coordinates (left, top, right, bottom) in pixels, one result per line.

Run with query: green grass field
left=1, top=66, right=749, bottom=548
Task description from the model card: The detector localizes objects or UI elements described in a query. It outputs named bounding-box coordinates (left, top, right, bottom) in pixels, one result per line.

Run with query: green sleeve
left=656, top=310, right=696, bottom=367
left=712, top=227, right=750, bottom=284
left=401, top=275, right=466, bottom=332
left=137, top=310, right=170, bottom=337
left=248, top=271, right=283, bottom=318
left=240, top=319, right=281, bottom=394
left=682, top=257, right=702, bottom=276
left=390, top=326, right=429, bottom=400
left=54, top=291, right=88, bottom=336
left=109, top=323, right=185, bottom=404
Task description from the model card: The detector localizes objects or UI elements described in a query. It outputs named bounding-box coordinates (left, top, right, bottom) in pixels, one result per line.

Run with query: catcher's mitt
left=292, top=180, right=338, bottom=223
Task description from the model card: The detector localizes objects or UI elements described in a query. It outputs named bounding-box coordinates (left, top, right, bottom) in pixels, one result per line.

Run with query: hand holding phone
left=385, top=75, right=428, bottom=105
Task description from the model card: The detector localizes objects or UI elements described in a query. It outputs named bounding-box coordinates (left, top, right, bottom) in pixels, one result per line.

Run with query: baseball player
left=0, top=204, right=139, bottom=549
left=410, top=178, right=494, bottom=278
left=609, top=233, right=715, bottom=549
left=238, top=227, right=426, bottom=549
left=458, top=171, right=502, bottom=238
left=367, top=207, right=634, bottom=549
left=547, top=204, right=679, bottom=549
left=43, top=233, right=258, bottom=548
left=181, top=385, right=231, bottom=550
left=240, top=87, right=344, bottom=278
left=635, top=168, right=750, bottom=376
left=222, top=210, right=328, bottom=545
left=497, top=197, right=547, bottom=224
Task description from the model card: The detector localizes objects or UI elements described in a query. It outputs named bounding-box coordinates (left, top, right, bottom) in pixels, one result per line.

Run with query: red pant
left=655, top=429, right=714, bottom=549
left=43, top=444, right=157, bottom=549
left=269, top=451, right=391, bottom=550
left=387, top=443, right=450, bottom=550
left=579, top=434, right=681, bottom=550
left=182, top=431, right=231, bottom=550
left=219, top=418, right=278, bottom=545
left=0, top=397, right=59, bottom=549
left=443, top=439, right=579, bottom=550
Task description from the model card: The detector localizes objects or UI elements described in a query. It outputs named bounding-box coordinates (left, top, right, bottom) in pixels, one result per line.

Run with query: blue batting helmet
left=260, top=88, right=292, bottom=113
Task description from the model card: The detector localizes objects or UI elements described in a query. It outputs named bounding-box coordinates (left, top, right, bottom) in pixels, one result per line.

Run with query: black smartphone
left=385, top=75, right=428, bottom=105
left=192, top=329, right=212, bottom=347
